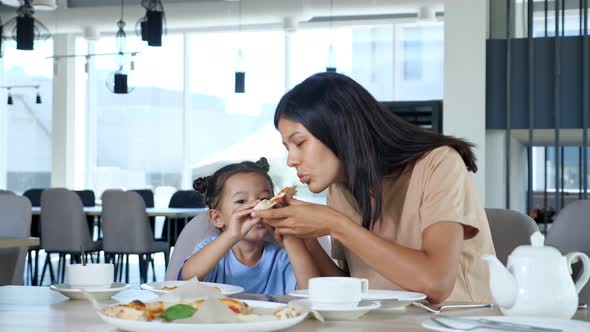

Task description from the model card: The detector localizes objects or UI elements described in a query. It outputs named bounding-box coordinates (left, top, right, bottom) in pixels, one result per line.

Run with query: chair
left=75, top=190, right=96, bottom=239
left=0, top=190, right=15, bottom=195
left=484, top=208, right=539, bottom=265
left=545, top=200, right=590, bottom=305
left=131, top=189, right=156, bottom=238
left=165, top=213, right=218, bottom=281
left=39, top=188, right=102, bottom=285
left=162, top=190, right=206, bottom=247
left=101, top=190, right=169, bottom=283
left=22, top=188, right=44, bottom=285
left=0, top=195, right=32, bottom=285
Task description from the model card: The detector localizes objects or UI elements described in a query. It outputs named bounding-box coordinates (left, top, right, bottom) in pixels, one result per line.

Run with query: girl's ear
left=208, top=209, right=225, bottom=229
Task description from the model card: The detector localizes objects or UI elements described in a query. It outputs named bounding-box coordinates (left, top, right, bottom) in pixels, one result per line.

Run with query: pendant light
left=107, top=0, right=133, bottom=94
left=137, top=0, right=166, bottom=47
left=325, top=0, right=336, bottom=72
left=3, top=0, right=50, bottom=51
left=234, top=0, right=245, bottom=93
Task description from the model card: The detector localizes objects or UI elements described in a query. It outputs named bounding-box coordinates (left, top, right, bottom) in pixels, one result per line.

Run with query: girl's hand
left=253, top=198, right=347, bottom=238
left=225, top=201, right=262, bottom=241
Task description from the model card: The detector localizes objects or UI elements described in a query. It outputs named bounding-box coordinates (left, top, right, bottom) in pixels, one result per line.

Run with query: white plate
left=422, top=315, right=590, bottom=332
left=50, top=282, right=130, bottom=300
left=289, top=289, right=426, bottom=310
left=141, top=281, right=244, bottom=296
left=293, top=299, right=380, bottom=320
left=97, top=300, right=308, bottom=332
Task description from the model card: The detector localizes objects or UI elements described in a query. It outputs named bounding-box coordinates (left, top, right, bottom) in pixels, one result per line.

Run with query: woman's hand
left=225, top=201, right=262, bottom=241
left=252, top=198, right=348, bottom=238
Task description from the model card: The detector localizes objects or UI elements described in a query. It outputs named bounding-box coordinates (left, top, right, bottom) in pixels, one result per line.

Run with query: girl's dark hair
left=274, top=72, right=477, bottom=230
left=193, top=157, right=274, bottom=209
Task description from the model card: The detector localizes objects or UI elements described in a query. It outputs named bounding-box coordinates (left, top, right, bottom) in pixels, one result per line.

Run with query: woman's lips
left=298, top=175, right=310, bottom=184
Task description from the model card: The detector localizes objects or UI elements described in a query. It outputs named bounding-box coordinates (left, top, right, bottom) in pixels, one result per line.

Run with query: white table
left=0, top=237, right=39, bottom=249
left=0, top=286, right=588, bottom=331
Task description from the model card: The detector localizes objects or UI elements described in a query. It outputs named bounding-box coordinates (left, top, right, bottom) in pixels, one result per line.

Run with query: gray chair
left=545, top=200, right=590, bottom=305
left=101, top=190, right=169, bottom=283
left=39, top=188, right=102, bottom=285
left=165, top=213, right=218, bottom=281
left=485, top=208, right=539, bottom=265
left=0, top=195, right=32, bottom=285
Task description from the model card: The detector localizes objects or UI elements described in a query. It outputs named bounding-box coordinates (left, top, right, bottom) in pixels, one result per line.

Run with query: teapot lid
left=509, top=231, right=563, bottom=260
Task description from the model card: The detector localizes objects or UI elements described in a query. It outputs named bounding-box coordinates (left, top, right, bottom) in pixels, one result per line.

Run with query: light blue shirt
left=179, top=234, right=297, bottom=295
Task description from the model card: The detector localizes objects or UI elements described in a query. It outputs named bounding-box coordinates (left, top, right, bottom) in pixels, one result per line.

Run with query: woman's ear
left=208, top=209, right=225, bottom=229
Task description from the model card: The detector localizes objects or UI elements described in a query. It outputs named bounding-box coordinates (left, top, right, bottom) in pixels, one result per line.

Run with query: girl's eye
left=235, top=199, right=247, bottom=204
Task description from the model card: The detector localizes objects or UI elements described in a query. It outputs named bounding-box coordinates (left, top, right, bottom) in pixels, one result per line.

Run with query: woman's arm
left=331, top=217, right=463, bottom=304
left=281, top=236, right=321, bottom=289
left=180, top=231, right=239, bottom=280
left=256, top=201, right=463, bottom=303
left=303, top=238, right=348, bottom=277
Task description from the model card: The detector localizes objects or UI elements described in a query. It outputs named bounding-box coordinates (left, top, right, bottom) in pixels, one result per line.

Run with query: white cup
left=67, top=263, right=114, bottom=289
left=309, top=277, right=369, bottom=308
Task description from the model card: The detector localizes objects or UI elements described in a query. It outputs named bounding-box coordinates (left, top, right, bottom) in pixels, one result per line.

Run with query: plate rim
left=289, top=289, right=427, bottom=301
left=50, top=282, right=130, bottom=293
left=140, top=281, right=244, bottom=295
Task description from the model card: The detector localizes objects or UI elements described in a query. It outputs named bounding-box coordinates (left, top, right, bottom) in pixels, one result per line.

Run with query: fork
left=431, top=316, right=562, bottom=332
left=412, top=301, right=493, bottom=314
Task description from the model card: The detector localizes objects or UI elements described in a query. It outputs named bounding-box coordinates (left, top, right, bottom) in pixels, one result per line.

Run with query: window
left=87, top=35, right=184, bottom=197
left=1, top=41, right=53, bottom=194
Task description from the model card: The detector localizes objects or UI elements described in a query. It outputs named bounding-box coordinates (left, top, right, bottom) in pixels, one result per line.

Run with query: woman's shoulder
left=415, top=146, right=465, bottom=172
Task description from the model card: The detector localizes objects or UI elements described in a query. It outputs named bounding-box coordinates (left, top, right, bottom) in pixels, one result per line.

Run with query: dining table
left=0, top=237, right=40, bottom=249
left=1, top=285, right=589, bottom=331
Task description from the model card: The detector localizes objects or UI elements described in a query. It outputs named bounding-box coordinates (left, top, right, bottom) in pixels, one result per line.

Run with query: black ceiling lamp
left=3, top=0, right=50, bottom=51
left=107, top=0, right=133, bottom=94
left=7, top=89, right=13, bottom=105
left=234, top=0, right=245, bottom=93
left=137, top=0, right=165, bottom=47
left=325, top=0, right=336, bottom=72
left=35, top=87, right=41, bottom=104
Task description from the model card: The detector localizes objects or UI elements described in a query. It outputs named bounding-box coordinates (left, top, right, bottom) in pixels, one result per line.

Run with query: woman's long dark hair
left=274, top=72, right=477, bottom=230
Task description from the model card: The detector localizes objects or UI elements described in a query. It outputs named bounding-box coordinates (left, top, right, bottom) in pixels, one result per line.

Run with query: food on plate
left=160, top=284, right=221, bottom=292
left=254, top=186, right=297, bottom=210
left=102, top=297, right=302, bottom=323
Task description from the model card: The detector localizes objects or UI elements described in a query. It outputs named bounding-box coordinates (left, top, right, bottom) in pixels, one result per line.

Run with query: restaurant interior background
left=2, top=0, right=587, bottom=240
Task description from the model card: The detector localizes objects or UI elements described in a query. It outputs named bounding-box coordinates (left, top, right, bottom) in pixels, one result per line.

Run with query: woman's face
left=278, top=117, right=345, bottom=193
left=216, top=172, right=273, bottom=241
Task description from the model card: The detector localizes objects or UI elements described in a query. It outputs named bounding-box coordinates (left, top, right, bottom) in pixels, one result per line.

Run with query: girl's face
left=278, top=117, right=345, bottom=193
left=216, top=172, right=273, bottom=241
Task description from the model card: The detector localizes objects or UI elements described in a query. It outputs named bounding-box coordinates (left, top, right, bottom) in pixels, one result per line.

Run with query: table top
left=0, top=286, right=589, bottom=332
left=31, top=206, right=208, bottom=217
left=0, top=237, right=39, bottom=249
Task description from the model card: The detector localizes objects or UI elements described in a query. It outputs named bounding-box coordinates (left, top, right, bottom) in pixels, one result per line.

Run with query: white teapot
left=482, top=231, right=590, bottom=319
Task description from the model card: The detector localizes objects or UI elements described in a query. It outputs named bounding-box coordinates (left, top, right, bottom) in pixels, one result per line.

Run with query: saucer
left=50, top=282, right=130, bottom=300
left=289, top=289, right=426, bottom=310
left=294, top=299, right=381, bottom=320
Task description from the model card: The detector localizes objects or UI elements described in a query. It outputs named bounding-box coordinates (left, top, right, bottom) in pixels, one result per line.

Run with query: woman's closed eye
left=295, top=140, right=305, bottom=148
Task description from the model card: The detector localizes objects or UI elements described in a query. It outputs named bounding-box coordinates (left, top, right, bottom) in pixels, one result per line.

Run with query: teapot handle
left=566, top=252, right=590, bottom=293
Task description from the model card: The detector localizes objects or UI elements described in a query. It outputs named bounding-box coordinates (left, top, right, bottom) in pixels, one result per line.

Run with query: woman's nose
left=287, top=153, right=299, bottom=167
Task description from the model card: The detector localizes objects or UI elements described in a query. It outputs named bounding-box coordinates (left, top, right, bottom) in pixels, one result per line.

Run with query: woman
left=253, top=72, right=495, bottom=304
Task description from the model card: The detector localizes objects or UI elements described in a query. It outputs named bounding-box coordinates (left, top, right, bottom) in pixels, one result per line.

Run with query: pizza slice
left=254, top=186, right=297, bottom=210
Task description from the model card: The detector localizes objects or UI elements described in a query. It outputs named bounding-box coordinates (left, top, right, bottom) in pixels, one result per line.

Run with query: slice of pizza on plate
left=254, top=186, right=297, bottom=210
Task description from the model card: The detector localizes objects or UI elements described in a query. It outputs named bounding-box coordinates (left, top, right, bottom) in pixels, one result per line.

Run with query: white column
left=284, top=16, right=297, bottom=91
left=51, top=34, right=77, bottom=188
left=85, top=38, right=98, bottom=191
left=443, top=0, right=487, bottom=202
left=181, top=33, right=192, bottom=189
left=0, top=60, right=6, bottom=189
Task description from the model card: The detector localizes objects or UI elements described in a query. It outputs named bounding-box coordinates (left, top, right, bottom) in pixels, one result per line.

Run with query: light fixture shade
left=235, top=71, right=245, bottom=93
left=114, top=73, right=128, bottom=94
left=36, top=92, right=41, bottom=104
left=16, top=16, right=34, bottom=50
left=146, top=10, right=163, bottom=46
left=7, top=95, right=13, bottom=105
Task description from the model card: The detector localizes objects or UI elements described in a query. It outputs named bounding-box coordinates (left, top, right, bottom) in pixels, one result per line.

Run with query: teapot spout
left=482, top=255, right=517, bottom=308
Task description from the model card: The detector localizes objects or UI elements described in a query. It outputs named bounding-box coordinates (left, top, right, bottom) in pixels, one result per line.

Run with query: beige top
left=328, top=146, right=495, bottom=302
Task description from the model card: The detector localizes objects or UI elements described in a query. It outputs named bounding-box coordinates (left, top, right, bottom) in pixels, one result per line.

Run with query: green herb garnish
left=159, top=304, right=196, bottom=322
